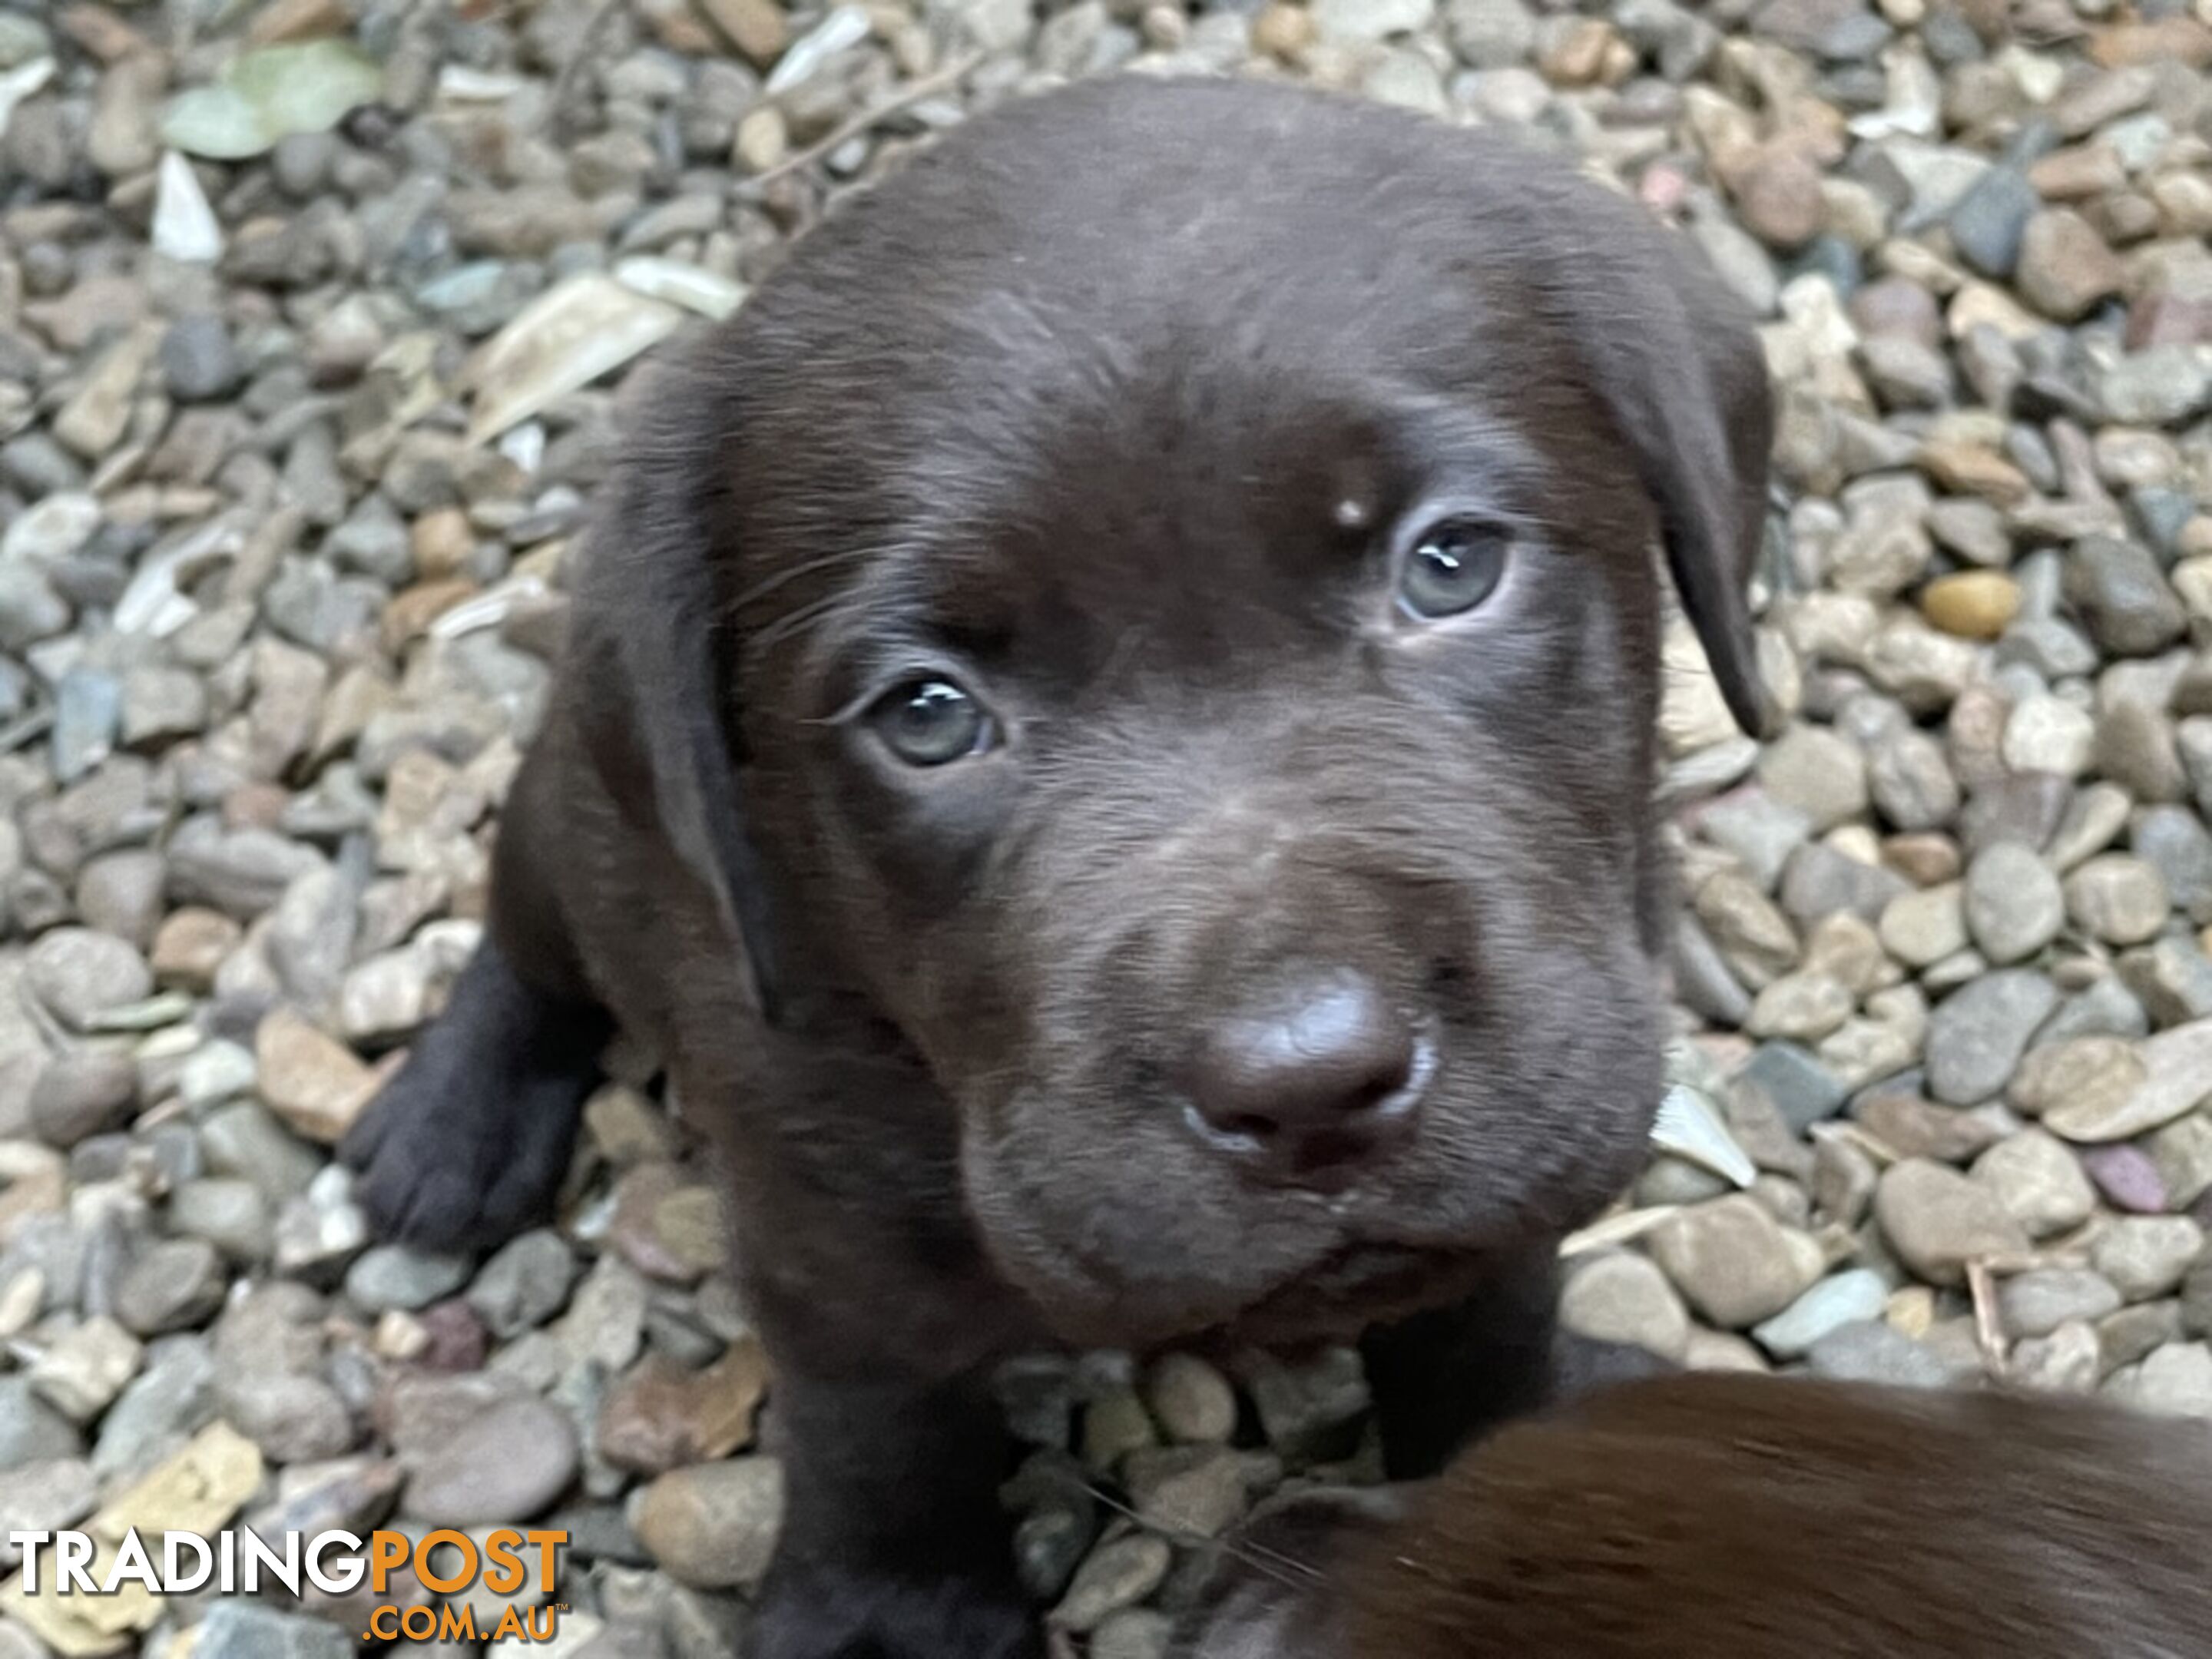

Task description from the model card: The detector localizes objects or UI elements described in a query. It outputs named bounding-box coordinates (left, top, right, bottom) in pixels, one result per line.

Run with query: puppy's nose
left=1185, top=974, right=1428, bottom=1179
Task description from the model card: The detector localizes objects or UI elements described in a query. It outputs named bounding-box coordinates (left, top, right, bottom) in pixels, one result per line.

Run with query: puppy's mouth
left=1207, top=1240, right=1500, bottom=1346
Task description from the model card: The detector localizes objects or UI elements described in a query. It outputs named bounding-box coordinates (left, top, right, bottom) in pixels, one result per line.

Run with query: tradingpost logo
left=7, top=1526, right=570, bottom=1644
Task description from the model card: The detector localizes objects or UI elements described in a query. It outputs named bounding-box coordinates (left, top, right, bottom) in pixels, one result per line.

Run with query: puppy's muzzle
left=1178, top=969, right=1435, bottom=1187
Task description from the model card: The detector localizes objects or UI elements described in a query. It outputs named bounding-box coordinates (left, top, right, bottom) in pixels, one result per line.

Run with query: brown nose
left=1184, top=973, right=1428, bottom=1180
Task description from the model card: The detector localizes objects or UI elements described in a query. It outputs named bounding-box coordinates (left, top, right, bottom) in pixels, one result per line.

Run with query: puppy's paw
left=748, top=1565, right=1042, bottom=1659
left=340, top=1039, right=589, bottom=1253
left=339, top=945, right=607, bottom=1253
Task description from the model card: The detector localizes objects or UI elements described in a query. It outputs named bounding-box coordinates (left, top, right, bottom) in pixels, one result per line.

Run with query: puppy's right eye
left=870, top=677, right=995, bottom=767
left=1399, top=515, right=1511, bottom=620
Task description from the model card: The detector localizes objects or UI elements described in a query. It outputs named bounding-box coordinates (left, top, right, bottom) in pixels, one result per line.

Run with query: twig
left=1965, top=1257, right=2007, bottom=1381
left=0, top=708, right=52, bottom=756
left=549, top=0, right=624, bottom=144
left=737, top=51, right=983, bottom=195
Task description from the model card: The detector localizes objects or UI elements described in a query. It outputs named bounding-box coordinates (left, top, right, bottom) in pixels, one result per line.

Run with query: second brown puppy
left=1180, top=1372, right=2212, bottom=1659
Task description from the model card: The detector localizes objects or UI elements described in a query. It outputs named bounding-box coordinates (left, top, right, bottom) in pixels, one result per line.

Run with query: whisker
left=731, top=548, right=882, bottom=611
left=752, top=591, right=857, bottom=654
left=1078, top=1480, right=1326, bottom=1589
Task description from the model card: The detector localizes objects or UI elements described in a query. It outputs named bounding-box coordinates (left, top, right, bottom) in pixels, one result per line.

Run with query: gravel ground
left=2, top=0, right=2211, bottom=1654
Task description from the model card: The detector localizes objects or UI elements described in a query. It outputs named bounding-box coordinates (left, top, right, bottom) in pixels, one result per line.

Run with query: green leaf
left=158, top=84, right=270, bottom=159
left=158, top=38, right=385, bottom=160
left=227, top=39, right=385, bottom=139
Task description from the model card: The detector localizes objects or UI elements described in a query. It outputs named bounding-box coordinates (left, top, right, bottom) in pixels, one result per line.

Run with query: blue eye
left=1399, top=517, right=1509, bottom=618
left=872, top=677, right=995, bottom=766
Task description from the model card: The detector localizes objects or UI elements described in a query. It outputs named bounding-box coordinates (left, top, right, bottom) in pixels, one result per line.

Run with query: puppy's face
left=664, top=80, right=1769, bottom=1346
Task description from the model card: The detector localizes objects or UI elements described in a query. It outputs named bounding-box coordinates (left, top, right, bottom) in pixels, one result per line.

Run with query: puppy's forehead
left=889, top=366, right=1544, bottom=635
left=722, top=79, right=1655, bottom=687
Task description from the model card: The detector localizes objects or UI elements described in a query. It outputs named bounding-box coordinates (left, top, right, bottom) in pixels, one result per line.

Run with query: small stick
left=737, top=52, right=984, bottom=194
left=549, top=0, right=624, bottom=143
left=0, top=708, right=53, bottom=756
left=1965, top=1257, right=2007, bottom=1380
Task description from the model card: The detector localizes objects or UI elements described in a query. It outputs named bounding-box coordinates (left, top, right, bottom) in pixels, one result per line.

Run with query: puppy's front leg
left=1360, top=1246, right=1671, bottom=1478
left=750, top=1369, right=1039, bottom=1659
left=343, top=733, right=609, bottom=1250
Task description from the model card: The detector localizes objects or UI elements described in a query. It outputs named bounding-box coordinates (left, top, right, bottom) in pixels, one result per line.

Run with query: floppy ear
left=1508, top=171, right=1778, bottom=740
left=566, top=363, right=784, bottom=1022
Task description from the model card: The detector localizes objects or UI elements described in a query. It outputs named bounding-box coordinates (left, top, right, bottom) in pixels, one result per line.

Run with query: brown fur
left=1181, top=1374, right=2212, bottom=1659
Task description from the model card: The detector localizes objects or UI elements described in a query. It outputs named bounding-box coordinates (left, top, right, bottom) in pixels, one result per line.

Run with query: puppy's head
left=593, top=78, right=1772, bottom=1346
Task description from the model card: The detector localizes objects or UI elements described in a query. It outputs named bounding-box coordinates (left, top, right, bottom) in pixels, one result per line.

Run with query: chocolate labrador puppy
left=341, top=75, right=1773, bottom=1657
left=1175, top=1372, right=2212, bottom=1658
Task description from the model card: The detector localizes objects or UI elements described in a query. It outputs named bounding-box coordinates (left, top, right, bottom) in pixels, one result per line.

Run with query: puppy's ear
left=1513, top=174, right=1777, bottom=740
left=567, top=365, right=783, bottom=1020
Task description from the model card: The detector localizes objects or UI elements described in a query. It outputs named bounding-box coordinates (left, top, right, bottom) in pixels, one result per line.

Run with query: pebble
left=2046, top=1019, right=2212, bottom=1142
left=1648, top=1195, right=1823, bottom=1329
left=24, top=929, right=154, bottom=1033
left=1143, top=1354, right=1239, bottom=1445
left=1876, top=1157, right=2033, bottom=1285
left=1052, top=1534, right=1174, bottom=1632
left=469, top=1230, right=582, bottom=1339
left=1243, top=1346, right=1369, bottom=1465
left=254, top=1008, right=379, bottom=1146
left=92, top=1340, right=217, bottom=1479
left=1920, top=571, right=2019, bottom=640
left=190, top=1604, right=353, bottom=1659
left=2118, top=1342, right=2212, bottom=1418
left=1972, top=1128, right=2096, bottom=1240
left=1750, top=1268, right=1889, bottom=1359
left=2080, top=1144, right=2171, bottom=1215
left=160, top=316, right=242, bottom=404
left=1091, top=1610, right=1175, bottom=1659
left=2067, top=536, right=2188, bottom=657
left=28, top=1052, right=137, bottom=1150
left=2064, top=856, right=2171, bottom=947
left=0, top=1379, right=87, bottom=1472
left=1734, top=1042, right=1848, bottom=1134
left=114, top=1240, right=227, bottom=1336
left=2012, top=1320, right=2102, bottom=1393
left=1924, top=969, right=2060, bottom=1104
left=1756, top=726, right=1869, bottom=832
left=28, top=1318, right=141, bottom=1423
left=1880, top=883, right=1968, bottom=968
left=1962, top=843, right=2064, bottom=965
left=2002, top=695, right=2095, bottom=778
left=1559, top=1250, right=1691, bottom=1361
left=598, top=1342, right=769, bottom=1475
left=1947, top=164, right=2037, bottom=277
left=1999, top=1267, right=2123, bottom=1337
left=1805, top=1319, right=1960, bottom=1387
left=221, top=1370, right=353, bottom=1465
left=0, top=1458, right=98, bottom=1568
left=1125, top=1444, right=1250, bottom=1538
left=2015, top=210, right=2124, bottom=321
left=401, top=1387, right=579, bottom=1524
left=2088, top=1214, right=2202, bottom=1302
left=170, top=1178, right=270, bottom=1264
left=630, top=1457, right=784, bottom=1591
left=344, top=1243, right=472, bottom=1313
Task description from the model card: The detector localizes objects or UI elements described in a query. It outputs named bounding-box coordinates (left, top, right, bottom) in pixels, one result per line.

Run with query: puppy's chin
left=957, top=1101, right=1654, bottom=1351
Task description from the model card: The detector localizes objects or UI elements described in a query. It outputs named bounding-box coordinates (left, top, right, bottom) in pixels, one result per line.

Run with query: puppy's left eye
left=1399, top=517, right=1509, bottom=619
left=871, top=677, right=996, bottom=767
